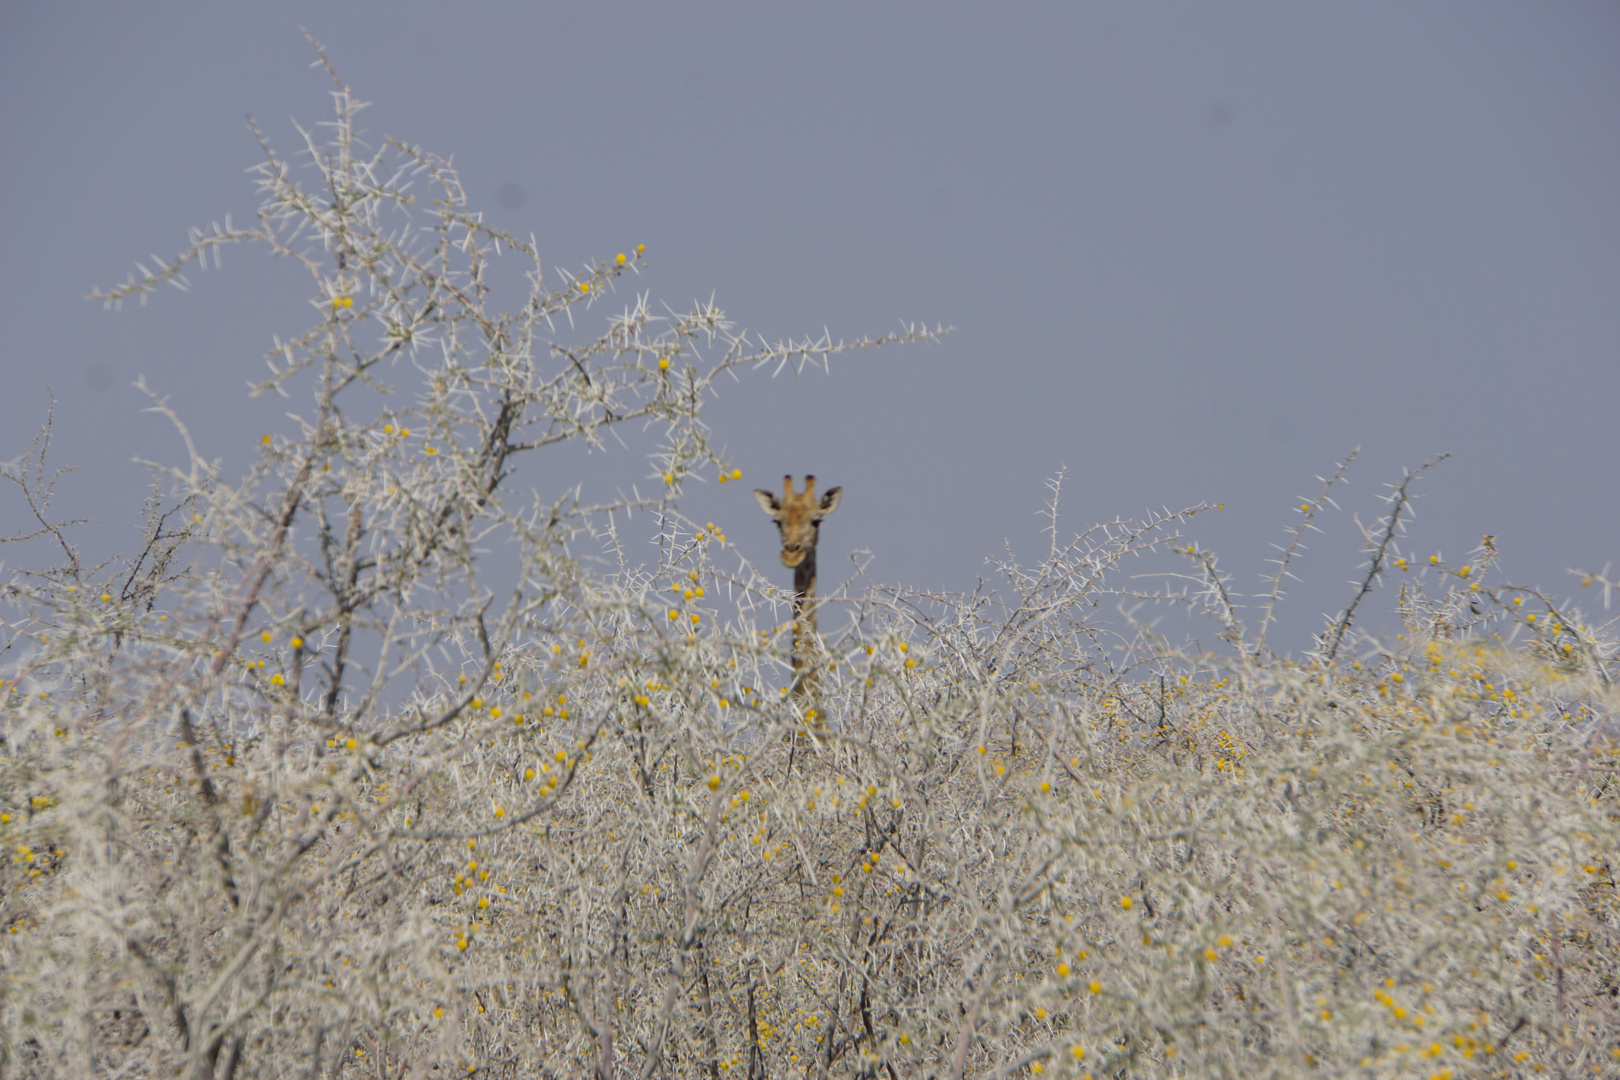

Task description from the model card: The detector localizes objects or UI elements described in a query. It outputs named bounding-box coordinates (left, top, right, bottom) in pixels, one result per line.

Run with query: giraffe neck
left=791, top=549, right=818, bottom=700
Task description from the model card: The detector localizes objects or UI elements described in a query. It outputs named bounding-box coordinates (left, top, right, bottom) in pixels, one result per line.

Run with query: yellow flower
left=659, top=357, right=670, bottom=370
left=730, top=468, right=742, bottom=480
left=578, top=282, right=590, bottom=293
left=1120, top=896, right=1133, bottom=910
left=616, top=253, right=626, bottom=264
left=636, top=244, right=645, bottom=253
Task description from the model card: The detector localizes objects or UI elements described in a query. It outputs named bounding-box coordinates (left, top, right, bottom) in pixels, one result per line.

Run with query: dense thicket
left=3, top=64, right=1615, bottom=1080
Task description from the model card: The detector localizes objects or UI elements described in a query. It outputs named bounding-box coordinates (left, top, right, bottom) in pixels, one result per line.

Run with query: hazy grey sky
left=3, top=3, right=1616, bottom=653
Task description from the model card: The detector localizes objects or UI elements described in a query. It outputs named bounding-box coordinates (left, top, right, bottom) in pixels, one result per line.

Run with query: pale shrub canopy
left=3, top=63, right=1617, bottom=1080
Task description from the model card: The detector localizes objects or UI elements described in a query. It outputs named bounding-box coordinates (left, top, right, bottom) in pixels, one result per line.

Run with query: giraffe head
left=754, top=475, right=842, bottom=569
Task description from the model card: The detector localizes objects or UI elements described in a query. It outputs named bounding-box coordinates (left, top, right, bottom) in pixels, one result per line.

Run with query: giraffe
left=754, top=475, right=842, bottom=713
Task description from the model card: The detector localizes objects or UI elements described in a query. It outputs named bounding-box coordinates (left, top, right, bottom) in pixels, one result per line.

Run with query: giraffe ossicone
left=754, top=475, right=841, bottom=711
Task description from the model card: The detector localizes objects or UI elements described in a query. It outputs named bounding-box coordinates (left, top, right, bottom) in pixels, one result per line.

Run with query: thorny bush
left=2, top=62, right=1617, bottom=1080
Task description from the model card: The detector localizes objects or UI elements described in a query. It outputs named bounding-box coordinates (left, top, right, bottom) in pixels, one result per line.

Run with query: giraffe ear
left=817, top=487, right=842, bottom=517
left=753, top=489, right=782, bottom=518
